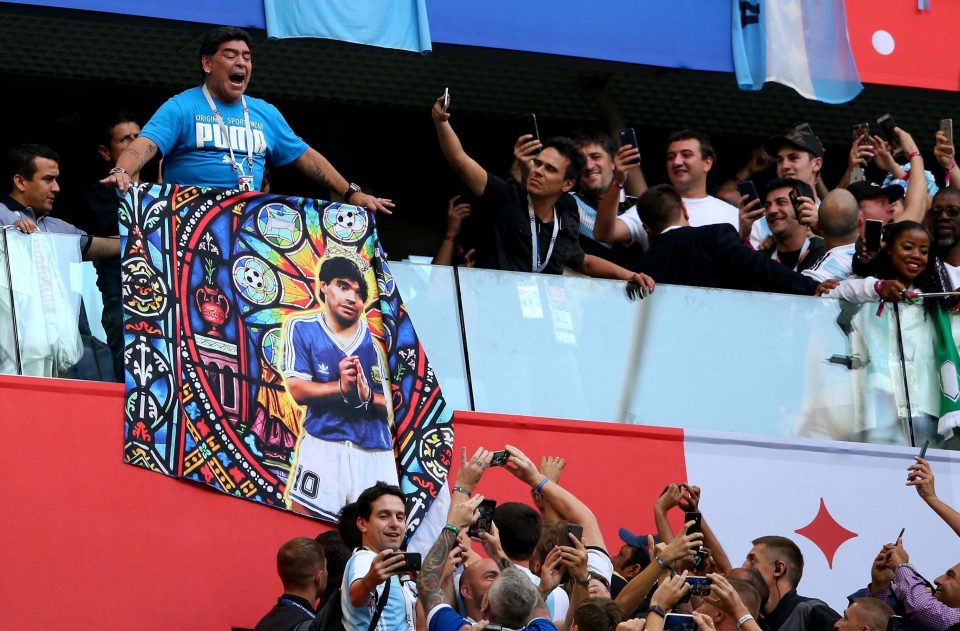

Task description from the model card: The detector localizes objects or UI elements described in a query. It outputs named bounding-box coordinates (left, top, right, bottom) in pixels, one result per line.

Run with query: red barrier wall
left=0, top=377, right=689, bottom=630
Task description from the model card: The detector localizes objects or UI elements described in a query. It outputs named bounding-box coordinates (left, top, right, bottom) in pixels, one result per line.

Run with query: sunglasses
left=931, top=206, right=960, bottom=218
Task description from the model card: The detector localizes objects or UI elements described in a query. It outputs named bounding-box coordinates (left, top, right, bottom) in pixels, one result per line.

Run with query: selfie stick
left=892, top=302, right=916, bottom=445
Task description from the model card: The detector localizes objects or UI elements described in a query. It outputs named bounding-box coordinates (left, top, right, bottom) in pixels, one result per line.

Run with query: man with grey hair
left=803, top=188, right=860, bottom=283
left=420, top=494, right=575, bottom=631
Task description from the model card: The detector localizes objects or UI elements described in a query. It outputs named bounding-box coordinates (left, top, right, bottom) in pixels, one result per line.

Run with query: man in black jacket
left=254, top=537, right=327, bottom=631
left=635, top=184, right=819, bottom=295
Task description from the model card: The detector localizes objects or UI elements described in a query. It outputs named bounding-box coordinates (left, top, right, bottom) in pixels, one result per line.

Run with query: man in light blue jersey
left=102, top=26, right=392, bottom=214
left=282, top=257, right=395, bottom=519
left=342, top=482, right=416, bottom=631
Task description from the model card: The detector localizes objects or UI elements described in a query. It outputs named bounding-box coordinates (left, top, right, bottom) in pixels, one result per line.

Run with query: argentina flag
left=732, top=0, right=862, bottom=104
left=265, top=0, right=432, bottom=53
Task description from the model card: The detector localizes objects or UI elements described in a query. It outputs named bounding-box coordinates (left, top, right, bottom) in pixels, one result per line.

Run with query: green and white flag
left=932, top=303, right=960, bottom=435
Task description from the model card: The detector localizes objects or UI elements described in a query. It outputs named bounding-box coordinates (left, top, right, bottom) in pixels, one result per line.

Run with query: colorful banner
left=119, top=183, right=452, bottom=537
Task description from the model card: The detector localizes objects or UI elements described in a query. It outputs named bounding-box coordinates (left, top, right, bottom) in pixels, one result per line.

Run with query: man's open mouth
left=229, top=73, right=245, bottom=86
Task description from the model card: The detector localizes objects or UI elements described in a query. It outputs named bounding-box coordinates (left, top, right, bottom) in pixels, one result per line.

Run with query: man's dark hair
left=728, top=567, right=769, bottom=613
left=198, top=26, right=251, bottom=81
left=317, top=257, right=369, bottom=303
left=752, top=535, right=804, bottom=588
left=101, top=112, right=139, bottom=147
left=337, top=501, right=362, bottom=549
left=764, top=177, right=804, bottom=200
left=4, top=144, right=59, bottom=192
left=532, top=522, right=570, bottom=571
left=573, top=598, right=626, bottom=631
left=636, top=184, right=684, bottom=234
left=315, top=530, right=351, bottom=603
left=356, top=481, right=405, bottom=520
left=277, top=536, right=325, bottom=589
left=727, top=579, right=761, bottom=617
left=542, top=136, right=586, bottom=183
left=572, top=130, right=618, bottom=160
left=622, top=544, right=650, bottom=571
left=666, top=129, right=716, bottom=163
left=493, top=502, right=542, bottom=560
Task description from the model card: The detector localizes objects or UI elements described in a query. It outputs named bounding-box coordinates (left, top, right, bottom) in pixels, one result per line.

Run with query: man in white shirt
left=665, top=130, right=739, bottom=229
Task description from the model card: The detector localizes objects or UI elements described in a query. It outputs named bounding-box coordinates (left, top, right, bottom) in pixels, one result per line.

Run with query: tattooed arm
left=292, top=147, right=394, bottom=214
left=419, top=495, right=483, bottom=614
left=100, top=137, right=159, bottom=193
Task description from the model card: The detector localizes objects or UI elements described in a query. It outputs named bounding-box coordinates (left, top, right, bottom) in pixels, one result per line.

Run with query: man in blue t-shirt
left=281, top=256, right=395, bottom=519
left=101, top=26, right=393, bottom=214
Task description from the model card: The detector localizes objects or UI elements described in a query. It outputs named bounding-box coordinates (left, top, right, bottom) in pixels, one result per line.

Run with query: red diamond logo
left=794, top=498, right=858, bottom=569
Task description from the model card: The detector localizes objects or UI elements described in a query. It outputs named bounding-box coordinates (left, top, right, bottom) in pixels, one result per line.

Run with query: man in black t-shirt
left=430, top=93, right=654, bottom=292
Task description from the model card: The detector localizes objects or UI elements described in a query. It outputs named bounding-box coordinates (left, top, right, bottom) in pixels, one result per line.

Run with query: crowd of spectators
left=2, top=24, right=960, bottom=379
left=249, top=445, right=955, bottom=631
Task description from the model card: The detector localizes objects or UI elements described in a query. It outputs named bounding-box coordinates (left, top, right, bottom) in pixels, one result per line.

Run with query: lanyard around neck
left=279, top=597, right=316, bottom=619
left=772, top=237, right=811, bottom=271
left=528, top=196, right=560, bottom=273
left=201, top=84, right=254, bottom=176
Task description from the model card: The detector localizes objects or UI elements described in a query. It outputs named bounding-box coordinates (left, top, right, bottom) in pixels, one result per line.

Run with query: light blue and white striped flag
left=732, top=0, right=862, bottom=104
left=265, top=0, right=432, bottom=54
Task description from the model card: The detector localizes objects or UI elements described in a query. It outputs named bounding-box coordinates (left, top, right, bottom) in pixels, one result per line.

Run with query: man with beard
left=571, top=131, right=647, bottom=268
left=930, top=187, right=960, bottom=289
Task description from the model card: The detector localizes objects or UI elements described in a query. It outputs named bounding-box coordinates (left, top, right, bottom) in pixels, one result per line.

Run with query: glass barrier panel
left=457, top=267, right=641, bottom=421
left=456, top=268, right=951, bottom=448
left=389, top=261, right=471, bottom=411
left=0, top=230, right=19, bottom=375
left=3, top=232, right=115, bottom=381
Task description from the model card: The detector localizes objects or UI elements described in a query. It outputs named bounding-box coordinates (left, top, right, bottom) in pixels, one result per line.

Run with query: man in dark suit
left=635, top=184, right=819, bottom=295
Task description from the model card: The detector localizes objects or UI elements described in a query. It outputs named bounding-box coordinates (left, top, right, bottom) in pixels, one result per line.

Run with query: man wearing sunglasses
left=930, top=187, right=960, bottom=290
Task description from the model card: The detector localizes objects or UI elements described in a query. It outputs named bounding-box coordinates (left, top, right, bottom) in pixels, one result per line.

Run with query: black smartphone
left=685, top=576, right=711, bottom=596
left=663, top=613, right=697, bottom=631
left=852, top=122, right=870, bottom=141
left=736, top=180, right=759, bottom=205
left=468, top=499, right=497, bottom=539
left=618, top=127, right=639, bottom=150
left=565, top=523, right=584, bottom=542
left=490, top=450, right=509, bottom=466
left=518, top=113, right=539, bottom=141
left=941, top=119, right=954, bottom=146
left=877, top=114, right=903, bottom=154
left=919, top=438, right=930, bottom=459
left=865, top=219, right=884, bottom=253
left=789, top=181, right=815, bottom=217
left=895, top=527, right=905, bottom=542
left=684, top=511, right=702, bottom=534
left=399, top=552, right=421, bottom=572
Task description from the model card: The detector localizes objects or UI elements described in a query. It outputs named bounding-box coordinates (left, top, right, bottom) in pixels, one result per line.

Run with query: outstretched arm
left=909, top=456, right=960, bottom=537
left=418, top=495, right=483, bottom=613
left=293, top=148, right=394, bottom=214
left=432, top=94, right=487, bottom=197
left=893, top=128, right=926, bottom=223
left=504, top=445, right=606, bottom=551
left=594, top=145, right=641, bottom=244
left=100, top=136, right=159, bottom=192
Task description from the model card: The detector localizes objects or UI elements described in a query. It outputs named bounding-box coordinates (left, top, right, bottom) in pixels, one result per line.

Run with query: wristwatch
left=573, top=575, right=590, bottom=587
left=647, top=605, right=667, bottom=619
left=343, top=182, right=362, bottom=202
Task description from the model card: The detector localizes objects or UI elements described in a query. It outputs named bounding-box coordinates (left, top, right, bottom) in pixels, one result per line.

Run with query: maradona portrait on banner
left=280, top=256, right=397, bottom=520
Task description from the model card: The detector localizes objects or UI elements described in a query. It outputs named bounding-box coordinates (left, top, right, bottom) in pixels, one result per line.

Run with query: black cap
left=765, top=123, right=825, bottom=158
left=847, top=180, right=905, bottom=203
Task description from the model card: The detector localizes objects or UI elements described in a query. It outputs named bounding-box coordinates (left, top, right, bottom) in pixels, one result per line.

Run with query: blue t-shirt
left=282, top=313, right=390, bottom=450
left=427, top=605, right=557, bottom=631
left=343, top=549, right=412, bottom=631
left=140, top=86, right=308, bottom=190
